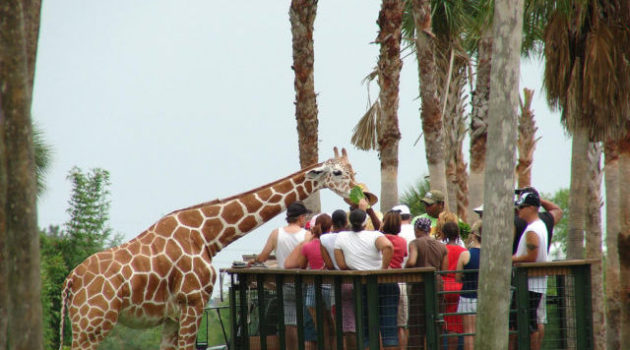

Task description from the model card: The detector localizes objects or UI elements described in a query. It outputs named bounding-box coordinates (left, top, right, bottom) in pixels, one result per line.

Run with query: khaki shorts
left=397, top=282, right=408, bottom=327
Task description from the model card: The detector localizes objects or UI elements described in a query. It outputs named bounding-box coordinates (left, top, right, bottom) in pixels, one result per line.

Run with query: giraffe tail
left=59, top=277, right=73, bottom=350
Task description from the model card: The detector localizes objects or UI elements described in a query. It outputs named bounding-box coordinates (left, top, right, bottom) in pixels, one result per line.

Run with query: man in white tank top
left=511, top=190, right=548, bottom=350
left=249, top=201, right=311, bottom=350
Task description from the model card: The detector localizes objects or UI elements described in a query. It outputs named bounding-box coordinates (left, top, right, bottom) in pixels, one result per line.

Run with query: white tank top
left=275, top=226, right=306, bottom=269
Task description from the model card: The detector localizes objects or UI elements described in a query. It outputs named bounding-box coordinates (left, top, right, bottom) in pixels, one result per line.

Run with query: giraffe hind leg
left=70, top=308, right=118, bottom=350
left=160, top=319, right=179, bottom=350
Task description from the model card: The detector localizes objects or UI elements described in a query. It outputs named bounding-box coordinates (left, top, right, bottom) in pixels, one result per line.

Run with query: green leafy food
left=349, top=186, right=365, bottom=204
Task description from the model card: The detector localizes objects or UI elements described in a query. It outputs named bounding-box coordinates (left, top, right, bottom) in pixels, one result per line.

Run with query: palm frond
left=33, top=123, right=52, bottom=197
left=351, top=101, right=380, bottom=151
left=543, top=11, right=571, bottom=112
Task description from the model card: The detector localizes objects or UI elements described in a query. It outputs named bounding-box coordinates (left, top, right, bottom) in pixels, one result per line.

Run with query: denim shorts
left=305, top=284, right=333, bottom=310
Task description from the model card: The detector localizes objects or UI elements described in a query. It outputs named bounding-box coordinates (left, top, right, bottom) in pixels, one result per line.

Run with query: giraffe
left=58, top=148, right=360, bottom=350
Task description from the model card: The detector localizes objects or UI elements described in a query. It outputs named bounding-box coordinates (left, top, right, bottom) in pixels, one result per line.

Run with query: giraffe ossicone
left=59, top=147, right=359, bottom=350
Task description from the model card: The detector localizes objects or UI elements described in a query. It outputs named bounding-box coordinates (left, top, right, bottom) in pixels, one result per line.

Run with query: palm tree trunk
left=411, top=0, right=449, bottom=208
left=290, top=0, right=321, bottom=212
left=604, top=139, right=621, bottom=349
left=617, top=131, right=630, bottom=349
left=567, top=127, right=589, bottom=259
left=441, top=58, right=468, bottom=222
left=516, top=88, right=538, bottom=188
left=585, top=142, right=605, bottom=350
left=0, top=97, right=7, bottom=350
left=376, top=0, right=404, bottom=212
left=467, top=27, right=492, bottom=221
left=475, top=0, right=524, bottom=348
left=0, top=1, right=43, bottom=348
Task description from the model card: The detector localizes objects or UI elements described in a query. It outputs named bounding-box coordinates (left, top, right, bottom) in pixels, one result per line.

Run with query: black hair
left=349, top=209, right=367, bottom=232
left=443, top=221, right=460, bottom=242
left=331, top=209, right=348, bottom=232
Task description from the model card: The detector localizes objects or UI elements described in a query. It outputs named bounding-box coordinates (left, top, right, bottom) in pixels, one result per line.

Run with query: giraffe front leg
left=177, top=304, right=204, bottom=350
left=160, top=318, right=179, bottom=350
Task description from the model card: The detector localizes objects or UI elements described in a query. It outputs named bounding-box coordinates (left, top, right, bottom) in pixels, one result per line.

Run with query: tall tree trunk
left=0, top=96, right=8, bottom=350
left=617, top=131, right=630, bottom=349
left=439, top=52, right=468, bottom=222
left=452, top=74, right=468, bottom=223
left=376, top=0, right=404, bottom=212
left=585, top=142, right=605, bottom=350
left=604, top=139, right=621, bottom=350
left=0, top=1, right=43, bottom=348
left=516, top=88, right=538, bottom=188
left=475, top=0, right=523, bottom=349
left=567, top=127, right=589, bottom=259
left=290, top=0, right=321, bottom=212
left=467, top=27, right=492, bottom=221
left=411, top=0, right=449, bottom=209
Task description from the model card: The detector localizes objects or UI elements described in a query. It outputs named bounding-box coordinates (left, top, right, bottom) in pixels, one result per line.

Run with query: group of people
left=248, top=184, right=562, bottom=350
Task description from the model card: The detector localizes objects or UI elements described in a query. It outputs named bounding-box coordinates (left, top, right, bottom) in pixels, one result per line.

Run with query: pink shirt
left=302, top=239, right=325, bottom=270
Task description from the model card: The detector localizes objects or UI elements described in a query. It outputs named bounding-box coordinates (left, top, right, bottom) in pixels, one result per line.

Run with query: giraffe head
left=305, top=147, right=358, bottom=200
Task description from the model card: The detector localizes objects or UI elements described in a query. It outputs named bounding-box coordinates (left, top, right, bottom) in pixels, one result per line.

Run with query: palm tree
left=430, top=0, right=477, bottom=223
left=618, top=132, right=630, bottom=348
left=474, top=0, right=524, bottom=348
left=516, top=88, right=539, bottom=188
left=375, top=0, right=405, bottom=212
left=467, top=24, right=492, bottom=222
left=289, top=0, right=321, bottom=213
left=541, top=1, right=630, bottom=346
left=409, top=0, right=449, bottom=207
left=604, top=140, right=621, bottom=349
left=0, top=0, right=44, bottom=348
left=400, top=0, right=480, bottom=220
left=351, top=1, right=404, bottom=212
left=585, top=142, right=606, bottom=350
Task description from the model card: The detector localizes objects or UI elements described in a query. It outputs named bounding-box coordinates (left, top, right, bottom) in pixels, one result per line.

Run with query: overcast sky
left=33, top=1, right=570, bottom=290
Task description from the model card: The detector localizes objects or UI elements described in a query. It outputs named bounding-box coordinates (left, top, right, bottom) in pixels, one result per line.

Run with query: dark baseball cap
left=286, top=201, right=311, bottom=218
left=515, top=190, right=540, bottom=208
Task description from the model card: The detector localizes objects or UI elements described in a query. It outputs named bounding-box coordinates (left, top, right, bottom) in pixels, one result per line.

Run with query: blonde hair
left=435, top=211, right=459, bottom=241
left=471, top=220, right=482, bottom=243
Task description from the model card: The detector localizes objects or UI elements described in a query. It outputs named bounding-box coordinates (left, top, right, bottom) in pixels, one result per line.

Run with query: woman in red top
left=381, top=211, right=408, bottom=349
left=441, top=221, right=467, bottom=350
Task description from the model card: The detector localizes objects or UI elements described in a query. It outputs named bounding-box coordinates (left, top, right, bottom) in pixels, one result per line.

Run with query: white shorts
left=457, top=297, right=477, bottom=314
left=537, top=293, right=547, bottom=324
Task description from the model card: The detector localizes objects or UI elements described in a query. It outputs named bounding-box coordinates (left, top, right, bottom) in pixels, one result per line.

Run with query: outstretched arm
left=248, top=229, right=278, bottom=266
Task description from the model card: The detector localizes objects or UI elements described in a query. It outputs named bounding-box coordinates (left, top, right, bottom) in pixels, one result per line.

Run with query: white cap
left=392, top=204, right=411, bottom=215
left=473, top=205, right=483, bottom=214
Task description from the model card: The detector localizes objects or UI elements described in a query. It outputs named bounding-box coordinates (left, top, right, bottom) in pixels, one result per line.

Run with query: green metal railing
left=209, top=259, right=595, bottom=350
left=227, top=267, right=438, bottom=350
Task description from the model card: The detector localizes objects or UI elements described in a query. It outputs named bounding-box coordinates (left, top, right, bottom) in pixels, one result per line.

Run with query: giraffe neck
left=170, top=163, right=323, bottom=255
